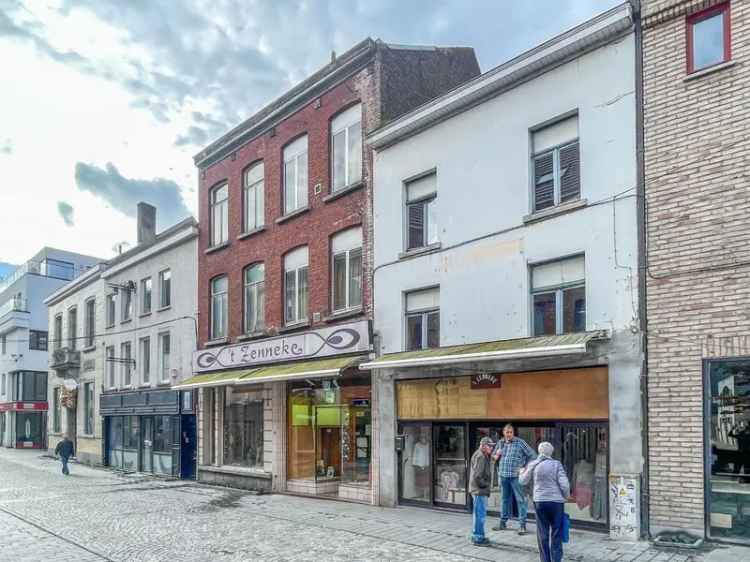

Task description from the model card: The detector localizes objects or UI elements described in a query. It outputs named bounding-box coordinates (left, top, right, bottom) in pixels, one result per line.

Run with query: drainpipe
left=631, top=0, right=651, bottom=540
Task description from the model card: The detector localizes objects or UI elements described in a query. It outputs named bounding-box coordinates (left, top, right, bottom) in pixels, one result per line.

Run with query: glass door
left=707, top=359, right=750, bottom=544
left=398, top=423, right=432, bottom=504
left=141, top=417, right=153, bottom=473
left=433, top=424, right=468, bottom=508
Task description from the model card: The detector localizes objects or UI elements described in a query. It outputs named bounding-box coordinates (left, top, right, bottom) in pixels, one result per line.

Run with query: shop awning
left=175, top=356, right=366, bottom=389
left=359, top=331, right=607, bottom=370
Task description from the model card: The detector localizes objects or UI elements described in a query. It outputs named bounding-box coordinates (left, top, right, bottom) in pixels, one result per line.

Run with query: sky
left=0, top=0, right=620, bottom=267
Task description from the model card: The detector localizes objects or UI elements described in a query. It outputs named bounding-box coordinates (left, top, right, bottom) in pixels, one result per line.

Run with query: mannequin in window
left=409, top=431, right=430, bottom=500
left=591, top=434, right=608, bottom=520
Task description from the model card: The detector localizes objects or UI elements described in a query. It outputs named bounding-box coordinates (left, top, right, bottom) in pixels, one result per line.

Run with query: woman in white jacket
left=519, top=442, right=570, bottom=562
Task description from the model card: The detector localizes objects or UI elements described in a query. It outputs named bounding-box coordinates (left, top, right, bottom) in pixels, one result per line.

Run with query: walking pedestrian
left=54, top=434, right=75, bottom=476
left=492, top=424, right=536, bottom=535
left=519, top=442, right=570, bottom=562
left=469, top=436, right=495, bottom=546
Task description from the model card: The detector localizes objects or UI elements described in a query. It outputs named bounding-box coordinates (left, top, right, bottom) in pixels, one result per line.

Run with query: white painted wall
left=373, top=34, right=638, bottom=353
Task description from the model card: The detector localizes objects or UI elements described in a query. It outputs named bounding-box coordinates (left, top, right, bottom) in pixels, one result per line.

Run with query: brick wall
left=198, top=67, right=376, bottom=345
left=643, top=0, right=750, bottom=534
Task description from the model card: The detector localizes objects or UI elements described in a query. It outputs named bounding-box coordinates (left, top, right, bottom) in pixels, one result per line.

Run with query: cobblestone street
left=0, top=449, right=745, bottom=562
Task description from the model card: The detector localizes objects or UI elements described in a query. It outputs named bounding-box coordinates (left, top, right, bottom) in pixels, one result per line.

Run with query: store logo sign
left=471, top=373, right=502, bottom=389
left=193, top=319, right=370, bottom=373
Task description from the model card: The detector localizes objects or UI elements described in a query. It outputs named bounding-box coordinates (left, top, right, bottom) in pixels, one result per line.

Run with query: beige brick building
left=642, top=0, right=750, bottom=544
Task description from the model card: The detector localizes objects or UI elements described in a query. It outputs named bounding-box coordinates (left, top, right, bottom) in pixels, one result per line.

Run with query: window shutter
left=406, top=173, right=436, bottom=202
left=406, top=287, right=439, bottom=312
left=533, top=115, right=578, bottom=153
left=532, top=255, right=585, bottom=291
left=284, top=246, right=309, bottom=271
left=534, top=153, right=555, bottom=211
left=559, top=142, right=580, bottom=203
left=331, top=227, right=362, bottom=253
left=407, top=203, right=425, bottom=249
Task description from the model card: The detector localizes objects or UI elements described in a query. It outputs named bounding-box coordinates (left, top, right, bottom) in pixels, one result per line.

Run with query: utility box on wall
left=609, top=473, right=640, bottom=541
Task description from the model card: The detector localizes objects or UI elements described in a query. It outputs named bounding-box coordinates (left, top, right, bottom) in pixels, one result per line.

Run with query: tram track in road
left=0, top=504, right=113, bottom=562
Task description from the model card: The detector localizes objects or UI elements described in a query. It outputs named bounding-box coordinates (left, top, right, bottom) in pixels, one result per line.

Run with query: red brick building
left=182, top=39, right=479, bottom=501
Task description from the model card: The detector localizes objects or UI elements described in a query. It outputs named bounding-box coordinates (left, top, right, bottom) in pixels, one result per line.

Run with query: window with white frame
left=121, top=341, right=132, bottom=387
left=106, top=346, right=115, bottom=388
left=85, top=298, right=95, bottom=347
left=67, top=307, right=77, bottom=350
left=54, top=314, right=62, bottom=350
left=244, top=263, right=265, bottom=334
left=331, top=104, right=362, bottom=192
left=159, top=269, right=171, bottom=308
left=405, top=287, right=440, bottom=351
left=121, top=288, right=133, bottom=322
left=106, top=294, right=115, bottom=328
left=531, top=255, right=586, bottom=336
left=140, top=278, right=152, bottom=314
left=210, top=183, right=229, bottom=246
left=405, top=172, right=438, bottom=251
left=283, top=135, right=309, bottom=215
left=331, top=227, right=363, bottom=313
left=140, top=336, right=151, bottom=385
left=159, top=332, right=171, bottom=382
left=210, top=276, right=228, bottom=340
left=243, top=162, right=265, bottom=232
left=532, top=115, right=580, bottom=213
left=284, top=246, right=309, bottom=325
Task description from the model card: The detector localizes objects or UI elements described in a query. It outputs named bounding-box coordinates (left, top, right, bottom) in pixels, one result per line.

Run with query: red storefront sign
left=0, top=401, right=48, bottom=412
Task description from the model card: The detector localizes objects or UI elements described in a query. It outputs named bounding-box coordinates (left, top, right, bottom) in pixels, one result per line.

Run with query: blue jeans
left=535, top=501, right=564, bottom=562
left=61, top=456, right=70, bottom=475
left=471, top=494, right=488, bottom=544
left=500, top=476, right=528, bottom=526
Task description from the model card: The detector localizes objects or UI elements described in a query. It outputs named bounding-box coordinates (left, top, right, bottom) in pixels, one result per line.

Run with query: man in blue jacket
left=54, top=434, right=75, bottom=475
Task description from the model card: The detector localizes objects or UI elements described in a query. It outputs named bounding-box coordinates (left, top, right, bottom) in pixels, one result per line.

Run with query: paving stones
left=0, top=449, right=747, bottom=562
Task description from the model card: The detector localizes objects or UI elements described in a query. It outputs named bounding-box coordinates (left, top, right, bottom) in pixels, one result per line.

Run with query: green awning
left=359, top=331, right=607, bottom=370
left=175, top=356, right=365, bottom=389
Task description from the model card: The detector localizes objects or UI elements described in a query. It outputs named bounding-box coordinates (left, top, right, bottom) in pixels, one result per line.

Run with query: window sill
left=139, top=311, right=152, bottom=318
left=323, top=181, right=364, bottom=203
left=79, top=433, right=95, bottom=439
left=275, top=206, right=310, bottom=224
left=120, top=318, right=132, bottom=326
left=204, top=337, right=229, bottom=348
left=398, top=242, right=442, bottom=261
left=684, top=60, right=736, bottom=82
left=156, top=305, right=171, bottom=313
left=523, top=199, right=587, bottom=225
left=325, top=308, right=363, bottom=323
left=199, top=464, right=272, bottom=479
left=238, top=226, right=267, bottom=240
left=278, top=321, right=310, bottom=334
left=204, top=241, right=230, bottom=255
left=105, top=324, right=114, bottom=330
left=236, top=331, right=269, bottom=342
left=82, top=345, right=97, bottom=354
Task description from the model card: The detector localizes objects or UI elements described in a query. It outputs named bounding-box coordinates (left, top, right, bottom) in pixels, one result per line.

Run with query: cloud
left=57, top=201, right=75, bottom=226
left=0, top=139, right=11, bottom=154
left=74, top=162, right=191, bottom=228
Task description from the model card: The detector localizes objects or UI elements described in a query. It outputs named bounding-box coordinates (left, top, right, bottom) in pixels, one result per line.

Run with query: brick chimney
left=137, top=202, right=156, bottom=246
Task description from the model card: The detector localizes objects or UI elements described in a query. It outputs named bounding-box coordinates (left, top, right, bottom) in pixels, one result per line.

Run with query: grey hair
left=538, top=441, right=554, bottom=457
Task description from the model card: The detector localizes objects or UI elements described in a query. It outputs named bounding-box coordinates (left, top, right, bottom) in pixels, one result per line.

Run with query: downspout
left=631, top=0, right=651, bottom=540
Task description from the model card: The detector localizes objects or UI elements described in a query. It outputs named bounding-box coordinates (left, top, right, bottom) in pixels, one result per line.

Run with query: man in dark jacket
left=54, top=434, right=74, bottom=475
left=469, top=436, right=494, bottom=546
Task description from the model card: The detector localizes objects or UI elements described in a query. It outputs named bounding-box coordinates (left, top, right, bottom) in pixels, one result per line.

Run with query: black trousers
left=535, top=501, right=564, bottom=562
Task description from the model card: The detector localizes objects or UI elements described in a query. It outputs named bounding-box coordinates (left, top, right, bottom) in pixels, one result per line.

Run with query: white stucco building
left=364, top=4, right=643, bottom=539
left=0, top=248, right=100, bottom=450
left=46, top=204, right=199, bottom=477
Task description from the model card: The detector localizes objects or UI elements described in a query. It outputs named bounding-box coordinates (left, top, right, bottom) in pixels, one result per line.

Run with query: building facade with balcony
left=176, top=39, right=480, bottom=501
left=0, top=248, right=100, bottom=450
left=366, top=4, right=642, bottom=539
left=98, top=205, right=198, bottom=479
left=46, top=265, right=107, bottom=465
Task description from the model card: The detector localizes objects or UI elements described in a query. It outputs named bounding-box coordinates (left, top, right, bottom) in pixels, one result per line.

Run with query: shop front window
left=122, top=416, right=140, bottom=471
left=223, top=387, right=264, bottom=468
left=400, top=424, right=432, bottom=503
left=707, top=359, right=750, bottom=543
left=15, top=412, right=43, bottom=447
left=108, top=416, right=123, bottom=468
left=153, top=415, right=179, bottom=476
left=287, top=374, right=372, bottom=498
